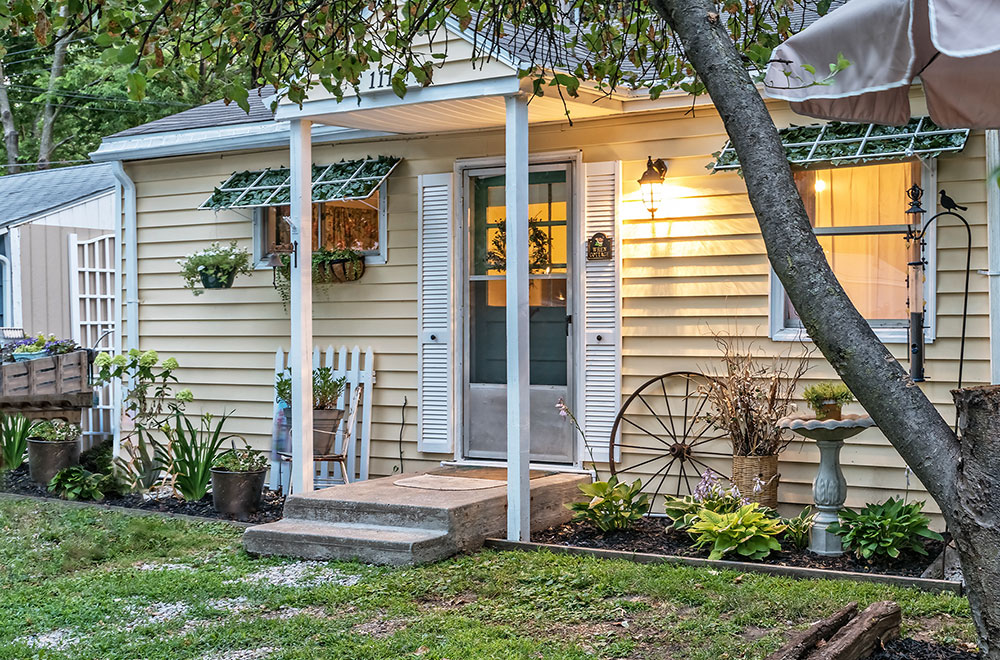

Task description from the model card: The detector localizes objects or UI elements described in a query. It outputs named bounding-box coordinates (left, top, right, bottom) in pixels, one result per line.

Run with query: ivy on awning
left=201, top=156, right=401, bottom=210
left=712, top=117, right=969, bottom=171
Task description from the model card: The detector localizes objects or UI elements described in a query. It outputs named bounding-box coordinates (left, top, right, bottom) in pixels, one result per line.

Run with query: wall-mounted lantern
left=638, top=157, right=668, bottom=219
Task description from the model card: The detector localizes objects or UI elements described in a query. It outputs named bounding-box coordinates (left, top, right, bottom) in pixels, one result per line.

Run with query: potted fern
left=802, top=382, right=854, bottom=421
left=275, top=366, right=347, bottom=455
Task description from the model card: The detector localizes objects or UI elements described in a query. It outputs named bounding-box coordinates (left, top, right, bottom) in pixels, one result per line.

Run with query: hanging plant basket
left=318, top=256, right=366, bottom=283
left=200, top=271, right=237, bottom=289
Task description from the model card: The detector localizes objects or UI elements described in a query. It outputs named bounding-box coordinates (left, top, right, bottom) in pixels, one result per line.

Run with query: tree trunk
left=650, top=0, right=992, bottom=652
left=952, top=386, right=1000, bottom=654
left=37, top=25, right=72, bottom=170
left=0, top=59, right=20, bottom=174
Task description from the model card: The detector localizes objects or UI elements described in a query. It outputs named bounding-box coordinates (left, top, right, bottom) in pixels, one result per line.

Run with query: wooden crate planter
left=0, top=350, right=94, bottom=424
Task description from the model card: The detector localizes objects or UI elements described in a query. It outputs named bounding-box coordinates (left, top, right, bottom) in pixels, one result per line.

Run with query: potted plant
left=275, top=366, right=347, bottom=455
left=211, top=443, right=268, bottom=519
left=313, top=247, right=366, bottom=283
left=12, top=334, right=49, bottom=361
left=26, top=420, right=82, bottom=484
left=802, top=382, right=855, bottom=421
left=704, top=337, right=808, bottom=508
left=178, top=241, right=254, bottom=295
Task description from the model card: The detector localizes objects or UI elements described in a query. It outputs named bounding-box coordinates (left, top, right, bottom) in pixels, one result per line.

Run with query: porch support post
left=289, top=118, right=314, bottom=493
left=505, top=93, right=531, bottom=541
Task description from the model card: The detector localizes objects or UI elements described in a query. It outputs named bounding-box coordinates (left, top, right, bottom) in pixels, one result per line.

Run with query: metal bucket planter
left=27, top=438, right=80, bottom=484
left=200, top=271, right=237, bottom=289
left=731, top=454, right=779, bottom=508
left=211, top=468, right=266, bottom=520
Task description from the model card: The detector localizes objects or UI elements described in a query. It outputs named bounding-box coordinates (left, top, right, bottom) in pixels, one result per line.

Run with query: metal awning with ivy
left=201, top=156, right=401, bottom=209
left=712, top=117, right=969, bottom=171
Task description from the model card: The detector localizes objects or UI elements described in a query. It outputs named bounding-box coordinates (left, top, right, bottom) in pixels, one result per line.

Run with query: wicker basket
left=731, top=454, right=779, bottom=508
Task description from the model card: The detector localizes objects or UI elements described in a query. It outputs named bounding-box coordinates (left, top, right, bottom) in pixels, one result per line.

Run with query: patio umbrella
left=764, top=0, right=1000, bottom=128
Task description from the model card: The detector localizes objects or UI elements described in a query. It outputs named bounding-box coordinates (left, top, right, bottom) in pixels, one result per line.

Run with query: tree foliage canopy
left=0, top=1, right=835, bottom=113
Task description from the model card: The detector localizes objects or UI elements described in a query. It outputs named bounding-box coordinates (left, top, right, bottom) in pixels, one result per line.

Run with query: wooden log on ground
left=766, top=602, right=858, bottom=660
left=804, top=601, right=901, bottom=660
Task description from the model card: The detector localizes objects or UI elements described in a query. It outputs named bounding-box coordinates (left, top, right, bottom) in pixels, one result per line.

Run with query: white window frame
left=770, top=159, right=937, bottom=344
left=252, top=180, right=388, bottom=268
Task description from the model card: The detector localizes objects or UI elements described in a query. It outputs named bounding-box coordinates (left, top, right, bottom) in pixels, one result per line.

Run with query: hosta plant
left=690, top=504, right=786, bottom=561
left=829, top=498, right=943, bottom=560
left=782, top=507, right=816, bottom=550
left=662, top=470, right=758, bottom=532
left=48, top=466, right=108, bottom=501
left=567, top=476, right=650, bottom=533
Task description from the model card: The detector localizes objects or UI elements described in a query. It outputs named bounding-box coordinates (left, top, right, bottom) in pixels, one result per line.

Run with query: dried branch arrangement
left=703, top=336, right=811, bottom=457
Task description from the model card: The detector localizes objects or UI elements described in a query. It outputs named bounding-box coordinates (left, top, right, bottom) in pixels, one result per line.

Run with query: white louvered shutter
left=581, top=161, right=621, bottom=463
left=417, top=173, right=455, bottom=454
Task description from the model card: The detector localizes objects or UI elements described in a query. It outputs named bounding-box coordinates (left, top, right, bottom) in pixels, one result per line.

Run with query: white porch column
left=986, top=130, right=1000, bottom=384
left=289, top=119, right=314, bottom=493
left=505, top=94, right=531, bottom=541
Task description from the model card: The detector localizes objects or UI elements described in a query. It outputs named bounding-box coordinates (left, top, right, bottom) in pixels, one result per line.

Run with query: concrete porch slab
left=243, top=468, right=590, bottom=565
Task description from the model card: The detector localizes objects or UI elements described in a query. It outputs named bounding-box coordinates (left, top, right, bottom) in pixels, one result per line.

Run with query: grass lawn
left=0, top=497, right=976, bottom=660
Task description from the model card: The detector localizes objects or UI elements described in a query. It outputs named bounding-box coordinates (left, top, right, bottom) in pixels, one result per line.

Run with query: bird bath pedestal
left=777, top=413, right=876, bottom=556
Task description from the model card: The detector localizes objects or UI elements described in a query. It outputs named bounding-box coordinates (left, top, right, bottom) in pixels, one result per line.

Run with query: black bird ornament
left=940, top=190, right=968, bottom=212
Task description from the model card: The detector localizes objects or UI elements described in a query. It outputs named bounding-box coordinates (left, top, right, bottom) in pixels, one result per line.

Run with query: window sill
left=253, top=254, right=386, bottom=270
left=771, top=326, right=934, bottom=345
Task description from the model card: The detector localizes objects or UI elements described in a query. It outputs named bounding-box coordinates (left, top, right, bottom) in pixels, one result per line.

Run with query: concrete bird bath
left=777, top=413, right=876, bottom=556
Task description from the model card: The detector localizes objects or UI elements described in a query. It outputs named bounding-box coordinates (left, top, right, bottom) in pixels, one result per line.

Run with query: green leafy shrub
left=161, top=410, right=236, bottom=501
left=213, top=444, right=268, bottom=472
left=829, top=497, right=943, bottom=560
left=662, top=470, right=751, bottom=531
left=178, top=241, right=253, bottom=295
left=690, top=503, right=786, bottom=560
left=0, top=413, right=33, bottom=470
left=28, top=420, right=81, bottom=442
left=48, top=467, right=107, bottom=501
left=567, top=476, right=650, bottom=533
left=782, top=507, right=815, bottom=550
left=802, top=382, right=854, bottom=416
left=275, top=366, right=347, bottom=410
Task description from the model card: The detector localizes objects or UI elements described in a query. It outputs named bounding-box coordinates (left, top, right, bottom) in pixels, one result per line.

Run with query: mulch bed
left=0, top=465, right=285, bottom=524
left=869, top=639, right=981, bottom=659
left=533, top=517, right=946, bottom=578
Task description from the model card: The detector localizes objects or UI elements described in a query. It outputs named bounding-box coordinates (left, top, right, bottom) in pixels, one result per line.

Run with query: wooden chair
left=277, top=384, right=363, bottom=486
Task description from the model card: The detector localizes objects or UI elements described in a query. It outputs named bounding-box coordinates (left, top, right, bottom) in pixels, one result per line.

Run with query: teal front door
left=464, top=166, right=575, bottom=463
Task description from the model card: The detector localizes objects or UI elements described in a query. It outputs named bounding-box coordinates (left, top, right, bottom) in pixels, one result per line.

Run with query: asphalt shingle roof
left=0, top=163, right=116, bottom=228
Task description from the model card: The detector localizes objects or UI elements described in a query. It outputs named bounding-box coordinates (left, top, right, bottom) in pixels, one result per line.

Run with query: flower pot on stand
left=731, top=454, right=779, bottom=508
left=200, top=271, right=236, bottom=289
left=312, top=408, right=345, bottom=455
left=816, top=400, right=843, bottom=421
left=27, top=438, right=80, bottom=484
left=211, top=468, right=266, bottom=520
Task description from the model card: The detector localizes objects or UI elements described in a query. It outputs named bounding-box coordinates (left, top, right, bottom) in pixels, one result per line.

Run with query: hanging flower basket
left=200, top=271, right=237, bottom=289
left=321, top=256, right=366, bottom=283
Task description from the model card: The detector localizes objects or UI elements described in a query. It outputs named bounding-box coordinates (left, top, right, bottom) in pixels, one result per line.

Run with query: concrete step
left=243, top=519, right=454, bottom=566
left=282, top=496, right=453, bottom=531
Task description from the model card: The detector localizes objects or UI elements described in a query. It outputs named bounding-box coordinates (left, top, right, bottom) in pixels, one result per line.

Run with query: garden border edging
left=483, top=538, right=963, bottom=595
left=0, top=491, right=255, bottom=529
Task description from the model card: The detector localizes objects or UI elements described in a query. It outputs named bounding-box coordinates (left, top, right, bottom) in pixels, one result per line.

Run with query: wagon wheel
left=608, top=371, right=731, bottom=505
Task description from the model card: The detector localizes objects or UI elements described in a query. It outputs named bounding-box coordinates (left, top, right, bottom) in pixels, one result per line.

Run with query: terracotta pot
left=200, top=271, right=236, bottom=289
left=731, top=454, right=779, bottom=508
left=211, top=468, right=266, bottom=520
left=27, top=438, right=80, bottom=485
left=816, top=401, right=843, bottom=421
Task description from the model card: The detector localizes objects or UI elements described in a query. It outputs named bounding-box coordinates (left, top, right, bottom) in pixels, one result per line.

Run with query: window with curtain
left=783, top=160, right=921, bottom=330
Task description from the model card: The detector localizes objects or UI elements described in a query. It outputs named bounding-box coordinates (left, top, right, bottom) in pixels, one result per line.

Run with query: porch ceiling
left=305, top=92, right=623, bottom=134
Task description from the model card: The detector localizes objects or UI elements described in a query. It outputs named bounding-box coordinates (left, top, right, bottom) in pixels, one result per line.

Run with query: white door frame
left=452, top=149, right=585, bottom=469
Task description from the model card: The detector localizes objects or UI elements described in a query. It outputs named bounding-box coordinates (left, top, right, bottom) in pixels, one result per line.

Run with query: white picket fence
left=270, top=345, right=375, bottom=492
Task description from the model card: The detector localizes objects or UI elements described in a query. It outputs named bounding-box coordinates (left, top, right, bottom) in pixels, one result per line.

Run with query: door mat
left=394, top=474, right=507, bottom=491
